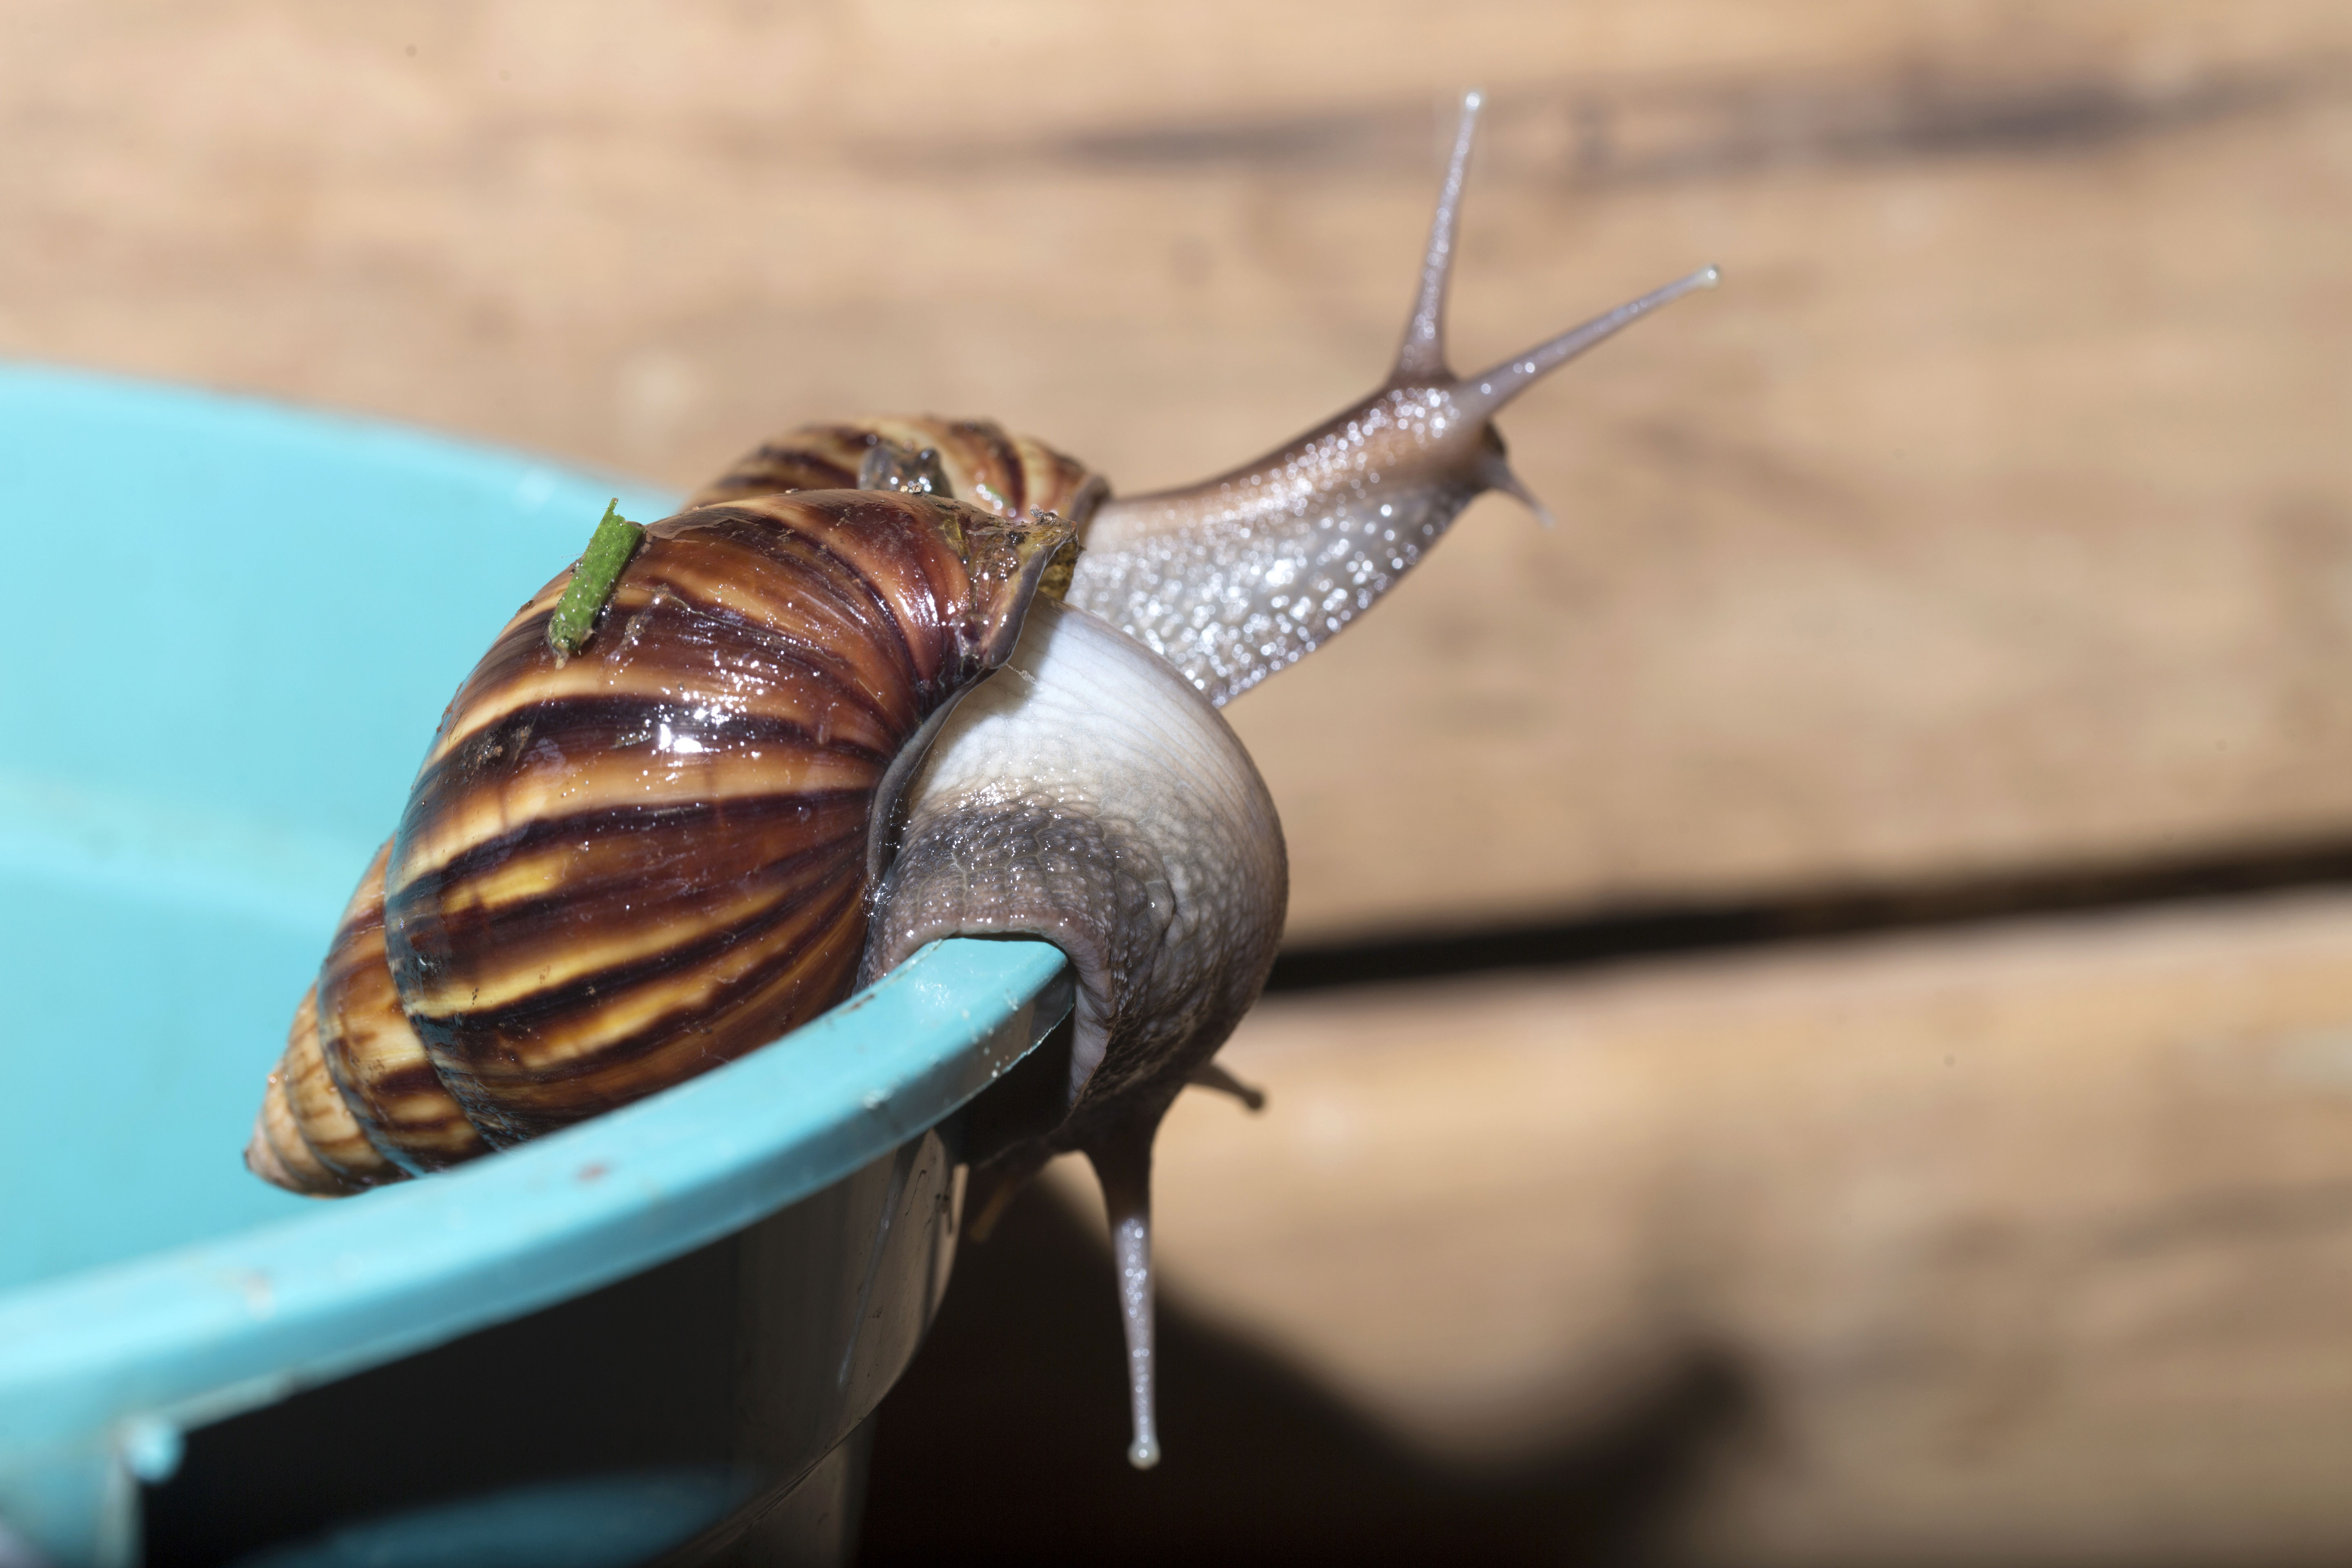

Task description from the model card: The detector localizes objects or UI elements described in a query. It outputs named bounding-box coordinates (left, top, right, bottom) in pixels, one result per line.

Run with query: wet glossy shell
left=252, top=490, right=1068, bottom=1193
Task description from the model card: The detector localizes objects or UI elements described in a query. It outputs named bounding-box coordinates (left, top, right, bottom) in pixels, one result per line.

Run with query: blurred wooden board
left=1041, top=891, right=2352, bottom=1561
left=4, top=3, right=2351, bottom=938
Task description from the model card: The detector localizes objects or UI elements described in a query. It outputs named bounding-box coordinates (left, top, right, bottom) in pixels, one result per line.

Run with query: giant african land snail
left=245, top=92, right=1715, bottom=1470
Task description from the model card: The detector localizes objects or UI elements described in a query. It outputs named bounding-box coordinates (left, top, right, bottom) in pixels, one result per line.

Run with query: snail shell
left=250, top=488, right=1072, bottom=1185
left=246, top=842, right=489, bottom=1193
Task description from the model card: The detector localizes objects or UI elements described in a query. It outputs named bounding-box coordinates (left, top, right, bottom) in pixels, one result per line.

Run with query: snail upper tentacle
left=1067, top=95, right=1713, bottom=706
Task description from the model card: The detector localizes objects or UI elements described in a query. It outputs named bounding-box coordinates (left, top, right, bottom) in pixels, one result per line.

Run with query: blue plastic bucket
left=0, top=366, right=1067, bottom=1566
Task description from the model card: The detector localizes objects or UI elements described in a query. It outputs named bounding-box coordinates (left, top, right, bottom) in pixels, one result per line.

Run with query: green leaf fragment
left=546, top=499, right=646, bottom=657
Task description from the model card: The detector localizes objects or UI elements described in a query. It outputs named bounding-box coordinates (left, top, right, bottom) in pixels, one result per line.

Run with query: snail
left=244, top=92, right=1714, bottom=1470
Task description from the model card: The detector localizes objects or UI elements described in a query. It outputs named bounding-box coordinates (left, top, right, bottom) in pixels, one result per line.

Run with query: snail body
left=247, top=92, right=1713, bottom=1469
left=866, top=599, right=1288, bottom=1465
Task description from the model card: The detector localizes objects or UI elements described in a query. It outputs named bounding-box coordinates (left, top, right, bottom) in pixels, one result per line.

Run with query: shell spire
left=1087, top=1117, right=1165, bottom=1470
left=251, top=491, right=1074, bottom=1194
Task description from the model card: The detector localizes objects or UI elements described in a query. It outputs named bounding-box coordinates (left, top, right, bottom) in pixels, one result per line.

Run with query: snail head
left=1067, top=89, right=1719, bottom=706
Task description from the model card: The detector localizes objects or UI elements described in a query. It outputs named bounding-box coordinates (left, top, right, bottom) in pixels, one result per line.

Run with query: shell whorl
left=252, top=490, right=1069, bottom=1192
left=248, top=984, right=389, bottom=1195
left=690, top=416, right=1108, bottom=534
left=247, top=841, right=494, bottom=1189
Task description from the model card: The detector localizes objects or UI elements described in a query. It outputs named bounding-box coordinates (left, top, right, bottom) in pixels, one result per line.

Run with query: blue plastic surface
left=0, top=365, right=1069, bottom=1564
left=0, top=363, right=676, bottom=1287
left=237, top=1468, right=748, bottom=1568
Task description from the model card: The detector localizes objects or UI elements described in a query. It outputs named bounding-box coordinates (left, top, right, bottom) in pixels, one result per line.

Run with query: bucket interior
left=0, top=369, right=670, bottom=1291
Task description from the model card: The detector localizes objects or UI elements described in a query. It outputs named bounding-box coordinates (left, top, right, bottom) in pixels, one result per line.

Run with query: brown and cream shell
left=690, top=414, right=1108, bottom=525
left=249, top=488, right=1071, bottom=1192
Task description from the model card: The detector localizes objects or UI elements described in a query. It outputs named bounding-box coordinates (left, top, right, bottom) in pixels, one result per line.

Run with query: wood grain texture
left=1043, top=892, right=2352, bottom=1561
left=7, top=3, right=2350, bottom=938
left=18, top=8, right=2351, bottom=1557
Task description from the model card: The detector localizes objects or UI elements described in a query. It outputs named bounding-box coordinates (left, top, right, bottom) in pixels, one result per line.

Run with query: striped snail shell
left=247, top=90, right=1715, bottom=1469
left=861, top=596, right=1287, bottom=1467
left=250, top=488, right=1073, bottom=1189
left=246, top=842, right=488, bottom=1192
left=688, top=413, right=1109, bottom=531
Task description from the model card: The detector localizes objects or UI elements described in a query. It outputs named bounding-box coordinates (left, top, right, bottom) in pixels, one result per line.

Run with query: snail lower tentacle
left=1187, top=1060, right=1266, bottom=1111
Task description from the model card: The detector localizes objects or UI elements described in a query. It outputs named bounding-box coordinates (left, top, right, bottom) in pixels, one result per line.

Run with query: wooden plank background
left=11, top=3, right=2352, bottom=1560
left=7, top=2, right=2350, bottom=939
